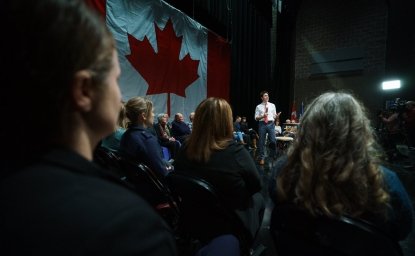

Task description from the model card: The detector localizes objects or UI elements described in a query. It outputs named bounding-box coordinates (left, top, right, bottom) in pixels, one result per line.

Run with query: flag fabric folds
left=86, top=0, right=230, bottom=120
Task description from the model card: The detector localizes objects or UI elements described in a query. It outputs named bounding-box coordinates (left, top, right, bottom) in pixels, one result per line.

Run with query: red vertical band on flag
left=84, top=0, right=107, bottom=17
left=207, top=32, right=230, bottom=101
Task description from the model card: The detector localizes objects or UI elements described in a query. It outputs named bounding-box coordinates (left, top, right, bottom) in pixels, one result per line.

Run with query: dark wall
left=292, top=0, right=415, bottom=121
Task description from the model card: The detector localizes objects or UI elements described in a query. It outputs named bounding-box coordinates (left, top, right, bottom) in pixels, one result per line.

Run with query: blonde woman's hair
left=117, top=102, right=128, bottom=129
left=186, top=97, right=234, bottom=162
left=124, top=97, right=152, bottom=126
left=277, top=92, right=389, bottom=218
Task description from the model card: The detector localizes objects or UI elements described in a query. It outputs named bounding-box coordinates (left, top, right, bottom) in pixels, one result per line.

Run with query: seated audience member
left=171, top=112, right=191, bottom=143
left=164, top=113, right=173, bottom=129
left=233, top=115, right=249, bottom=145
left=403, top=101, right=415, bottom=170
left=282, top=119, right=297, bottom=138
left=274, top=119, right=282, bottom=136
left=120, top=97, right=172, bottom=177
left=240, top=116, right=259, bottom=149
left=187, top=112, right=195, bottom=131
left=379, top=107, right=403, bottom=154
left=269, top=92, right=413, bottom=242
left=155, top=113, right=181, bottom=159
left=174, top=97, right=265, bottom=238
left=101, top=102, right=128, bottom=153
left=403, top=101, right=415, bottom=147
left=0, top=0, right=176, bottom=255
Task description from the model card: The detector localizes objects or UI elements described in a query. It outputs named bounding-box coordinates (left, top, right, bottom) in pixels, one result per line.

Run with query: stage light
left=382, top=80, right=401, bottom=90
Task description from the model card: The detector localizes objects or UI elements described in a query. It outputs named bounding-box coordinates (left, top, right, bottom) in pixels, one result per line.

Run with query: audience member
left=403, top=101, right=415, bottom=147
left=120, top=97, right=172, bottom=177
left=379, top=107, right=404, bottom=154
left=164, top=113, right=173, bottom=129
left=187, top=112, right=195, bottom=131
left=274, top=119, right=282, bottom=136
left=155, top=113, right=181, bottom=159
left=101, top=102, right=128, bottom=153
left=171, top=112, right=191, bottom=143
left=240, top=116, right=259, bottom=149
left=269, top=92, right=413, bottom=242
left=174, top=97, right=265, bottom=238
left=233, top=115, right=249, bottom=145
left=0, top=0, right=176, bottom=255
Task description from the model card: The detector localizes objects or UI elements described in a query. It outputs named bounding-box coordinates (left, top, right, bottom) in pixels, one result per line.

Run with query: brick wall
left=292, top=0, right=390, bottom=118
left=295, top=0, right=388, bottom=79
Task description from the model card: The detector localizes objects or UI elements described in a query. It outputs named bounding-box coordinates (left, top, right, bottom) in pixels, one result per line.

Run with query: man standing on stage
left=254, top=91, right=281, bottom=165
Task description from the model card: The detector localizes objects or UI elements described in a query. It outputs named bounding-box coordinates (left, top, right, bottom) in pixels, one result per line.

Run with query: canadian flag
left=86, top=0, right=230, bottom=120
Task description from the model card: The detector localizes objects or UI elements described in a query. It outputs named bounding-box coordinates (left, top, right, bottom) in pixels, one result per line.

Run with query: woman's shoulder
left=379, top=165, right=399, bottom=183
left=226, top=140, right=247, bottom=153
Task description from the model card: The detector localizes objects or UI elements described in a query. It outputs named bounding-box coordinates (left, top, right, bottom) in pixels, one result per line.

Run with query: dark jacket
left=171, top=120, right=191, bottom=143
left=120, top=124, right=169, bottom=177
left=0, top=148, right=176, bottom=255
left=173, top=141, right=262, bottom=209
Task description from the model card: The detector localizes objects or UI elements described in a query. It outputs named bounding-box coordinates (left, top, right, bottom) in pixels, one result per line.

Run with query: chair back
left=119, top=158, right=180, bottom=229
left=93, top=146, right=179, bottom=229
left=93, top=146, right=126, bottom=179
left=270, top=203, right=403, bottom=256
left=166, top=172, right=253, bottom=255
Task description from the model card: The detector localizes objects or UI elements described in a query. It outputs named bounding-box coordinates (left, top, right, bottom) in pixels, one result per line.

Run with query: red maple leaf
left=125, top=18, right=200, bottom=98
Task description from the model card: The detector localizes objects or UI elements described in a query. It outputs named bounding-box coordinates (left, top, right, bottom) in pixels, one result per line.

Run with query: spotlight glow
left=382, top=80, right=401, bottom=90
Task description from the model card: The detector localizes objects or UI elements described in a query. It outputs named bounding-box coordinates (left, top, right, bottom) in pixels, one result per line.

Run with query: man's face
left=262, top=93, right=269, bottom=103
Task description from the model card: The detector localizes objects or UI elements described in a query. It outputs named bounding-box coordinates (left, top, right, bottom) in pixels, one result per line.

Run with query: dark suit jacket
left=171, top=120, right=191, bottom=143
left=0, top=148, right=176, bottom=255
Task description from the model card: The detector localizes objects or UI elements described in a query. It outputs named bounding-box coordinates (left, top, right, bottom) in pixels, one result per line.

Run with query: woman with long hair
left=174, top=97, right=265, bottom=238
left=269, top=91, right=413, bottom=241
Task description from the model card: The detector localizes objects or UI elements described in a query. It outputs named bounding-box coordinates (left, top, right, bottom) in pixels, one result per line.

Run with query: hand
left=277, top=112, right=282, bottom=116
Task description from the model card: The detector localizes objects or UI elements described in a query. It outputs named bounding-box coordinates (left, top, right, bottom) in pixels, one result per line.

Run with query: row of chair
left=93, top=146, right=254, bottom=256
left=94, top=146, right=403, bottom=256
left=270, top=203, right=403, bottom=256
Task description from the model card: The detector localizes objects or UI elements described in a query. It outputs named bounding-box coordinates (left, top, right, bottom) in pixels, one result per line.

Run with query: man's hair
left=277, top=92, right=389, bottom=219
left=260, top=91, right=269, bottom=97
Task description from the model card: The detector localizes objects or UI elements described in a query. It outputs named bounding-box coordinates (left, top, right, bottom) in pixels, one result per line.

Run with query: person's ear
left=72, top=70, right=94, bottom=112
left=141, top=111, right=147, bottom=121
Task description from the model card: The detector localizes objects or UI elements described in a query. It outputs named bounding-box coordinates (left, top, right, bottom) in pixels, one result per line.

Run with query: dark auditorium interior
left=161, top=0, right=415, bottom=255
left=4, top=0, right=413, bottom=255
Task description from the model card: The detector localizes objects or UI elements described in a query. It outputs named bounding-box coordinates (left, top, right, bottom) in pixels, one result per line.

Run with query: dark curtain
left=273, top=0, right=302, bottom=122
left=229, top=0, right=272, bottom=128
